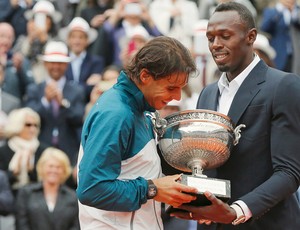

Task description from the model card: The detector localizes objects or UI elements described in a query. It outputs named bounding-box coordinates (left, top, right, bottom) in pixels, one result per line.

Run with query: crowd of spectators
left=0, top=0, right=300, bottom=229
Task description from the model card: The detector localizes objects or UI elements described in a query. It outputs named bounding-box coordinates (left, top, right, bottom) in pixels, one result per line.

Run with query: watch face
left=148, top=184, right=157, bottom=198
left=149, top=187, right=156, bottom=196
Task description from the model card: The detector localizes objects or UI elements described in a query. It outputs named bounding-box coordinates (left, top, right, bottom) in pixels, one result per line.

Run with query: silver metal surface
left=152, top=109, right=245, bottom=174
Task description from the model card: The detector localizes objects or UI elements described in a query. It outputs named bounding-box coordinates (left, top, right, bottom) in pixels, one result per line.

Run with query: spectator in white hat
left=59, top=17, right=105, bottom=102
left=120, top=25, right=151, bottom=67
left=79, top=0, right=116, bottom=67
left=24, top=0, right=62, bottom=25
left=149, top=0, right=199, bottom=50
left=24, top=41, right=85, bottom=171
left=13, top=0, right=62, bottom=83
left=101, top=0, right=162, bottom=67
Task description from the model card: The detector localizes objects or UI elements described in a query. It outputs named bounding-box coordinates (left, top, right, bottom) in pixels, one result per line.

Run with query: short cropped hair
left=36, top=147, right=72, bottom=184
left=5, top=107, right=40, bottom=138
left=125, top=36, right=197, bottom=83
left=214, top=2, right=256, bottom=31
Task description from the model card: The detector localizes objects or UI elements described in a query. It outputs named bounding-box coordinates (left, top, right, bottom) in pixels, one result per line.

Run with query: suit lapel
left=66, top=65, right=74, bottom=81
left=51, top=188, right=63, bottom=225
left=79, top=55, right=89, bottom=83
left=197, top=83, right=220, bottom=111
left=205, top=83, right=220, bottom=111
left=227, top=61, right=268, bottom=125
left=35, top=190, right=54, bottom=225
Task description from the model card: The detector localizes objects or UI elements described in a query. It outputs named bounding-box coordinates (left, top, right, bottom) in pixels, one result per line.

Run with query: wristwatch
left=230, top=203, right=246, bottom=225
left=147, top=180, right=157, bottom=199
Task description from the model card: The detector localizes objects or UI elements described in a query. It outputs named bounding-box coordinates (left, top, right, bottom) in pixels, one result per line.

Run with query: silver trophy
left=148, top=109, right=245, bottom=209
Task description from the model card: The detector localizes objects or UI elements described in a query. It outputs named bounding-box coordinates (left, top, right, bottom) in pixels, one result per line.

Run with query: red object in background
left=127, top=40, right=136, bottom=56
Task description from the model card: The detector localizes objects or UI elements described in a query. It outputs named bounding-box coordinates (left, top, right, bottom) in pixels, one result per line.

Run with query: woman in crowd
left=15, top=147, right=80, bottom=230
left=0, top=107, right=48, bottom=196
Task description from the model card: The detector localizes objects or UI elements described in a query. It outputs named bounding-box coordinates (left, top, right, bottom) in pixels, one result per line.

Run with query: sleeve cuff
left=234, top=200, right=252, bottom=222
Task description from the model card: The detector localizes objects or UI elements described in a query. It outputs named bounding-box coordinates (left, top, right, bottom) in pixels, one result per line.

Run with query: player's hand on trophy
left=152, top=174, right=198, bottom=208
left=170, top=191, right=236, bottom=224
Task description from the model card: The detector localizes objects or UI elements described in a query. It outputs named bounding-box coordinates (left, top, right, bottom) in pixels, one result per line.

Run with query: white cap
left=128, top=26, right=150, bottom=40
left=42, top=41, right=71, bottom=63
left=25, top=0, right=62, bottom=23
left=59, top=17, right=98, bottom=44
left=254, top=33, right=276, bottom=59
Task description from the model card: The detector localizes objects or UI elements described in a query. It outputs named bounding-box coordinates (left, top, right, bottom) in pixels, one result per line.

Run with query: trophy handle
left=146, top=111, right=167, bottom=137
left=233, top=124, right=246, bottom=145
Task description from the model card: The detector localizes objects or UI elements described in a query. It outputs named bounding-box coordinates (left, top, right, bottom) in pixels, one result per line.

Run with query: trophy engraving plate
left=184, top=175, right=230, bottom=196
left=181, top=174, right=230, bottom=206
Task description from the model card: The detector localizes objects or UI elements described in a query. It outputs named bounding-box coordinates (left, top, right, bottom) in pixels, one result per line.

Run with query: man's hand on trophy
left=170, top=191, right=236, bottom=224
left=152, top=174, right=198, bottom=208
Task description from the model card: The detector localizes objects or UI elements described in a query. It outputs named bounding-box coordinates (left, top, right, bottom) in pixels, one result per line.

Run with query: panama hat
left=254, top=33, right=276, bottom=59
left=41, top=41, right=71, bottom=63
left=58, top=17, right=98, bottom=44
left=25, top=0, right=62, bottom=24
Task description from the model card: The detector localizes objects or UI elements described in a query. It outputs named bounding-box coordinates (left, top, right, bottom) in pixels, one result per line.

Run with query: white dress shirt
left=217, top=54, right=260, bottom=115
left=70, top=51, right=86, bottom=83
left=217, top=54, right=260, bottom=222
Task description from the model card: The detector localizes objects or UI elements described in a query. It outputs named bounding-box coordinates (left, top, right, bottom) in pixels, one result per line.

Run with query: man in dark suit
left=260, top=0, right=300, bottom=73
left=171, top=2, right=300, bottom=229
left=25, top=41, right=85, bottom=166
left=59, top=17, right=105, bottom=102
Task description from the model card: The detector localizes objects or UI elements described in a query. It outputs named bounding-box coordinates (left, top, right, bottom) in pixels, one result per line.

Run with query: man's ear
left=140, top=68, right=151, bottom=84
left=247, top=28, right=257, bottom=45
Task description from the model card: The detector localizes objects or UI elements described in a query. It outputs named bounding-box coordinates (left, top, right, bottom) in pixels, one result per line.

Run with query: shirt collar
left=70, top=51, right=87, bottom=61
left=116, top=71, right=155, bottom=113
left=218, top=54, right=260, bottom=94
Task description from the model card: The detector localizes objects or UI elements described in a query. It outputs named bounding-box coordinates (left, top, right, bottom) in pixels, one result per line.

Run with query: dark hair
left=125, top=36, right=197, bottom=83
left=214, top=2, right=256, bottom=31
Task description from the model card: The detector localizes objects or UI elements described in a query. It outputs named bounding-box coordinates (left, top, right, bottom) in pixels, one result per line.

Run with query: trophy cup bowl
left=148, top=109, right=245, bottom=210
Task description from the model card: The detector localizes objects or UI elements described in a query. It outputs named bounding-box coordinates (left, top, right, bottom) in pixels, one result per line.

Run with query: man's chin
left=217, top=65, right=229, bottom=73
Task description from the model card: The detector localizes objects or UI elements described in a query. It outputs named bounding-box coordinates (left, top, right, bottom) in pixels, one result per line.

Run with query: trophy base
left=166, top=174, right=230, bottom=215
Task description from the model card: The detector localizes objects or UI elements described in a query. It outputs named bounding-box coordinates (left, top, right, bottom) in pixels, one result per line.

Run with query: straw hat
left=254, top=33, right=276, bottom=59
left=58, top=17, right=98, bottom=44
left=41, top=41, right=71, bottom=63
left=25, top=0, right=62, bottom=24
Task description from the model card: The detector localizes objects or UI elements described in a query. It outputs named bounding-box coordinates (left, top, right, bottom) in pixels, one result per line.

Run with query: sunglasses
left=24, top=123, right=39, bottom=128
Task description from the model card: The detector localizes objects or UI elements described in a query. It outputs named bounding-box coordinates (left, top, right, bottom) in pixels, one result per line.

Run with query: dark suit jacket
left=25, top=81, right=85, bottom=165
left=1, top=91, right=21, bottom=114
left=260, top=6, right=300, bottom=71
left=65, top=53, right=104, bottom=101
left=196, top=61, right=300, bottom=229
left=0, top=170, right=14, bottom=215
left=16, top=183, right=80, bottom=230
